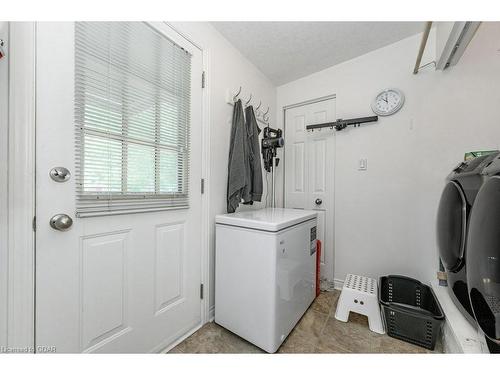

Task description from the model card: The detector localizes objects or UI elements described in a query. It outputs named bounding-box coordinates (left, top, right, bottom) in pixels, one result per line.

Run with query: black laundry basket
left=379, top=275, right=444, bottom=350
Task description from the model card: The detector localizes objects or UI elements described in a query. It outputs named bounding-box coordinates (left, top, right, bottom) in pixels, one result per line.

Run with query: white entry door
left=35, top=22, right=203, bottom=353
left=0, top=21, right=8, bottom=347
left=284, top=99, right=335, bottom=282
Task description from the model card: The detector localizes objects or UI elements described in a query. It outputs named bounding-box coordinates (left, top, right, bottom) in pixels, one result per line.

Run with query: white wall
left=277, top=22, right=500, bottom=285
left=169, top=22, right=277, bottom=312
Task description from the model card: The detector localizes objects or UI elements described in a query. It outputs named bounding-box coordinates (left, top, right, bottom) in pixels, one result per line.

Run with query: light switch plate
left=358, top=158, right=367, bottom=171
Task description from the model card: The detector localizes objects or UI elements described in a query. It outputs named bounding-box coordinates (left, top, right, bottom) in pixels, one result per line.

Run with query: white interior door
left=284, top=99, right=335, bottom=282
left=35, top=22, right=203, bottom=353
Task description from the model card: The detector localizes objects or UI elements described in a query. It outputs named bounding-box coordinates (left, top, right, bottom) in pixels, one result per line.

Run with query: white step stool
left=334, top=274, right=385, bottom=334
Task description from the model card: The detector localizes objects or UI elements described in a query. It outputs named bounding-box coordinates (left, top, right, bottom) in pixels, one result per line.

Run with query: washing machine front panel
left=437, top=181, right=468, bottom=272
left=467, top=176, right=500, bottom=343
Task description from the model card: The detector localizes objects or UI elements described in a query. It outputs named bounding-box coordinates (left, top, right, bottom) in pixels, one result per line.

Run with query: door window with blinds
left=75, top=22, right=192, bottom=217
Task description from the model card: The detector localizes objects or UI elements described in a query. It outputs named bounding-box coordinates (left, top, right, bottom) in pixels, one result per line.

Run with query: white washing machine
left=215, top=208, right=318, bottom=353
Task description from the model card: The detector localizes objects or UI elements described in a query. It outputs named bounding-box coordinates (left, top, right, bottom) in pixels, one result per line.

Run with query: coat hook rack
left=263, top=107, right=270, bottom=122
left=226, top=88, right=270, bottom=126
left=306, top=115, right=378, bottom=132
left=233, top=86, right=242, bottom=101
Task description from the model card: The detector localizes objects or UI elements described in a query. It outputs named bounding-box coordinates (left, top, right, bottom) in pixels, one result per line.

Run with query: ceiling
left=212, top=22, right=425, bottom=85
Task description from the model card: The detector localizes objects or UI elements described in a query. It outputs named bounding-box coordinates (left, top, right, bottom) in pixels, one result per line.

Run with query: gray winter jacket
left=227, top=100, right=248, bottom=213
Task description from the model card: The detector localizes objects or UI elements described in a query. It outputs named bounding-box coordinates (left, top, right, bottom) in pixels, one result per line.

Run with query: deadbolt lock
left=49, top=167, right=71, bottom=182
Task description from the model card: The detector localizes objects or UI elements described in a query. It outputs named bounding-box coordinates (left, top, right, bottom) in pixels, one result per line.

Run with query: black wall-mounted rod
left=306, top=115, right=378, bottom=131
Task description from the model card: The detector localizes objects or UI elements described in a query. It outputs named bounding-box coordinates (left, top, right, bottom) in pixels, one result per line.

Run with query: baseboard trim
left=209, top=305, right=215, bottom=322
left=333, top=278, right=344, bottom=290
left=158, top=322, right=203, bottom=353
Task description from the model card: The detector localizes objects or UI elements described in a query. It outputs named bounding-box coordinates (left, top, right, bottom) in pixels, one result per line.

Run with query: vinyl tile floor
left=168, top=290, right=443, bottom=354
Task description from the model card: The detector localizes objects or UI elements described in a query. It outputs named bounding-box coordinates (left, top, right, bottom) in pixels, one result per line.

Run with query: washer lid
left=216, top=208, right=317, bottom=232
left=467, top=176, right=500, bottom=343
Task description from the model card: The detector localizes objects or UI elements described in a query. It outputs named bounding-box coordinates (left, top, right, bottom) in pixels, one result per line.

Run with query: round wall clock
left=371, top=88, right=405, bottom=116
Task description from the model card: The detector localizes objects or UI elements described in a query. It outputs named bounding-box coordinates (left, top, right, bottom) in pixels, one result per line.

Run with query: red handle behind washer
left=316, top=240, right=321, bottom=297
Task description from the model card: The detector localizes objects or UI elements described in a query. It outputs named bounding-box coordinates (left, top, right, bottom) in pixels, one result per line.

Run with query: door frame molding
left=282, top=94, right=337, bottom=112
left=163, top=22, right=212, bottom=327
left=2, top=21, right=36, bottom=351
left=6, top=21, right=212, bottom=351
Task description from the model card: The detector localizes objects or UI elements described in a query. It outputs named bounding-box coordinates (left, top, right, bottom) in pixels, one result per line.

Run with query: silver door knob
left=49, top=214, right=73, bottom=231
left=315, top=198, right=323, bottom=205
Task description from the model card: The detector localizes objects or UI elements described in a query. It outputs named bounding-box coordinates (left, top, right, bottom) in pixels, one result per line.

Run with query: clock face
left=371, top=88, right=405, bottom=116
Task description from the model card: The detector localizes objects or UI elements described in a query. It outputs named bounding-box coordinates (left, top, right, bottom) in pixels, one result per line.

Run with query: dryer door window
left=467, top=176, right=500, bottom=343
left=437, top=181, right=468, bottom=272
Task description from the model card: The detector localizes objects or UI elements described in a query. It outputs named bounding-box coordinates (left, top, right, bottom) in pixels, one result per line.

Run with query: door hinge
left=201, top=178, right=205, bottom=194
left=32, top=216, right=36, bottom=232
left=201, top=71, right=206, bottom=88
left=200, top=283, right=204, bottom=299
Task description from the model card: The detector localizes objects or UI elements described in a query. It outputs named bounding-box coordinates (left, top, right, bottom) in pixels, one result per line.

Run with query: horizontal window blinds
left=75, top=22, right=192, bottom=217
